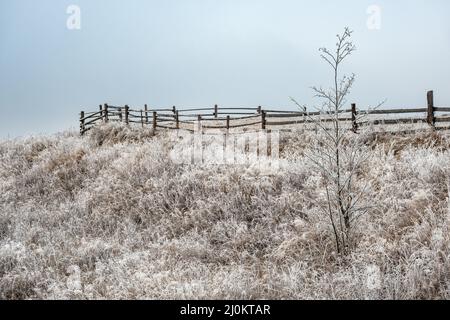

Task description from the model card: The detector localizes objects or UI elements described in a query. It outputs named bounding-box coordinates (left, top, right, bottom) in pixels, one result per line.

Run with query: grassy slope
left=1, top=124, right=450, bottom=299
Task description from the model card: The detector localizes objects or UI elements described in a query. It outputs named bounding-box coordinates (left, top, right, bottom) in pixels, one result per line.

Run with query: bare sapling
left=291, top=28, right=380, bottom=255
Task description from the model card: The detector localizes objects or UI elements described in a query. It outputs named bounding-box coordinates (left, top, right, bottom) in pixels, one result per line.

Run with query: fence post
left=141, top=110, right=144, bottom=127
left=257, top=106, right=262, bottom=114
left=118, top=107, right=122, bottom=122
left=197, top=115, right=202, bottom=132
left=144, top=104, right=149, bottom=125
left=175, top=111, right=180, bottom=129
left=427, top=90, right=435, bottom=128
left=172, top=106, right=176, bottom=114
left=80, top=111, right=85, bottom=136
left=99, top=105, right=103, bottom=122
left=124, top=105, right=129, bottom=125
left=261, top=110, right=266, bottom=130
left=152, top=111, right=157, bottom=132
left=214, top=104, right=218, bottom=118
left=103, top=104, right=109, bottom=123
left=351, top=103, right=358, bottom=133
left=226, top=115, right=230, bottom=131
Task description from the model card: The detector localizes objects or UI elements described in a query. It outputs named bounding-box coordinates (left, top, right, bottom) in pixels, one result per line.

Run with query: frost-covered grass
left=1, top=123, right=450, bottom=300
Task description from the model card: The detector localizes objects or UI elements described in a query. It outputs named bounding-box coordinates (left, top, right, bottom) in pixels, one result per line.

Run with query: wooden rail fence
left=80, top=91, right=450, bottom=135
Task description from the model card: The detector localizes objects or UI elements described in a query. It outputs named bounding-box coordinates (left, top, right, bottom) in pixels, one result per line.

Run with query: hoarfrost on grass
left=1, top=123, right=450, bottom=299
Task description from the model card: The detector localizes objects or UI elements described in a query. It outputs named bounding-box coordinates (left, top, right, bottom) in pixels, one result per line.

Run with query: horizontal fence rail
left=79, top=91, right=450, bottom=136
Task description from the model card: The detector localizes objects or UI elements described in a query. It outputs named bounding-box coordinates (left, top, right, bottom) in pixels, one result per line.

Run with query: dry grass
left=0, top=123, right=449, bottom=299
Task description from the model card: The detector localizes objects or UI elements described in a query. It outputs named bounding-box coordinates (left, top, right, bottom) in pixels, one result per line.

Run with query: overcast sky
left=1, top=0, right=449, bottom=138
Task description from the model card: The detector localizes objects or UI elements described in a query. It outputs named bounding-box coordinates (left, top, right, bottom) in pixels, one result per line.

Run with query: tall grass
left=0, top=123, right=449, bottom=299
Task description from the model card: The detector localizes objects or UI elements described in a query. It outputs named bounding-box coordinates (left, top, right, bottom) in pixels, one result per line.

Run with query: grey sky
left=1, top=0, right=449, bottom=138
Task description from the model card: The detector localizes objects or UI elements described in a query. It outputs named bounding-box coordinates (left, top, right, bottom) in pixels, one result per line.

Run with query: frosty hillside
left=1, top=124, right=450, bottom=299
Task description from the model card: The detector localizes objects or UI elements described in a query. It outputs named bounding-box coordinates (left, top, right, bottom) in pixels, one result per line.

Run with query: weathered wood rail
left=80, top=91, right=450, bottom=135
